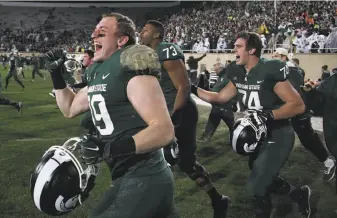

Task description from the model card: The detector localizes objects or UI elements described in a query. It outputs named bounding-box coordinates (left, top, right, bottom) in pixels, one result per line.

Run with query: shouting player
left=140, top=20, right=229, bottom=218
left=272, top=48, right=336, bottom=181
left=44, top=13, right=178, bottom=217
left=191, top=32, right=311, bottom=218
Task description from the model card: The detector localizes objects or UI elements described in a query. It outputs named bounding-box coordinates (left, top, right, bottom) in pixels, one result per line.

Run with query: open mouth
left=94, top=43, right=102, bottom=53
left=236, top=55, right=240, bottom=62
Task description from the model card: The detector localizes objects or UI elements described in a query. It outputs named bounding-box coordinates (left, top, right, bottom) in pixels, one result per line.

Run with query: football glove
left=44, top=49, right=67, bottom=73
left=163, top=138, right=179, bottom=166
left=79, top=134, right=105, bottom=165
left=246, top=109, right=274, bottom=126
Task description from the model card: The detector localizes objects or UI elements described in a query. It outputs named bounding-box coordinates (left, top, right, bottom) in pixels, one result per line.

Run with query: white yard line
left=14, top=137, right=71, bottom=142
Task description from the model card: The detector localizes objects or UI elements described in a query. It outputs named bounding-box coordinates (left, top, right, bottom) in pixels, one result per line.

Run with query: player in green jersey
left=140, top=20, right=229, bottom=218
left=191, top=32, right=311, bottom=218
left=44, top=13, right=178, bottom=218
left=272, top=48, right=335, bottom=182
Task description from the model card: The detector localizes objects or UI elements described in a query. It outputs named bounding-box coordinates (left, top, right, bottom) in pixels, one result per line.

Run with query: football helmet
left=30, top=137, right=99, bottom=216
left=64, top=58, right=82, bottom=73
left=230, top=112, right=267, bottom=155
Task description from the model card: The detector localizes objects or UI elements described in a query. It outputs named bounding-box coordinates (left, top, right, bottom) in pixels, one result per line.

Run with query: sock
left=207, top=187, right=222, bottom=203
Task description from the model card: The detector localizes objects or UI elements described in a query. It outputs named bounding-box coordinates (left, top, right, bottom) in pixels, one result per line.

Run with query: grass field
left=0, top=66, right=336, bottom=218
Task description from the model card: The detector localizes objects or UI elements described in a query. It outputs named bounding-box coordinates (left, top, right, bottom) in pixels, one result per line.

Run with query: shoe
left=16, top=102, right=23, bottom=115
left=323, top=157, right=336, bottom=181
left=197, top=134, right=211, bottom=143
left=291, top=185, right=311, bottom=218
left=212, top=195, right=230, bottom=218
left=49, top=92, right=56, bottom=98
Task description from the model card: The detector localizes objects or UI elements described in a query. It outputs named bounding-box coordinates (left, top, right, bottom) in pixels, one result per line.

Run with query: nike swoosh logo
left=86, top=147, right=99, bottom=151
left=102, top=73, right=110, bottom=80
left=257, top=80, right=264, bottom=84
left=268, top=141, right=275, bottom=144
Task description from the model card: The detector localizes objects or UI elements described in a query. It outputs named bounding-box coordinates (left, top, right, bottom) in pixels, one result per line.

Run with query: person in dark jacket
left=197, top=62, right=234, bottom=143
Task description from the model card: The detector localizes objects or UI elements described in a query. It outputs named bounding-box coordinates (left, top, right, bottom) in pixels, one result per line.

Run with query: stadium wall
left=185, top=53, right=337, bottom=80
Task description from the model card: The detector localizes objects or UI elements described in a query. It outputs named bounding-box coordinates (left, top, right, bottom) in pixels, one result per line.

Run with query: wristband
left=72, top=82, right=88, bottom=89
left=191, top=84, right=199, bottom=97
left=103, top=137, right=136, bottom=158
left=50, top=70, right=67, bottom=90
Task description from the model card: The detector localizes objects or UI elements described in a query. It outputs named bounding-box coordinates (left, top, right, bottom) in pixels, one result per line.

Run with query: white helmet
left=30, top=137, right=99, bottom=216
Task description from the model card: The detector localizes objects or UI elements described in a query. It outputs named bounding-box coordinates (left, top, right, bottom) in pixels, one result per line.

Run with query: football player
left=0, top=74, right=23, bottom=114
left=31, top=54, right=45, bottom=82
left=272, top=48, right=336, bottom=181
left=16, top=53, right=26, bottom=80
left=4, top=52, right=25, bottom=90
left=72, top=49, right=96, bottom=135
left=191, top=32, right=311, bottom=218
left=140, top=20, right=229, bottom=218
left=44, top=13, right=178, bottom=217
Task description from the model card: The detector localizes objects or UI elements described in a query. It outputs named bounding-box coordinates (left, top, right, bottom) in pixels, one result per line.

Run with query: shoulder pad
left=265, top=59, right=288, bottom=82
left=121, top=45, right=161, bottom=79
left=157, top=42, right=184, bottom=62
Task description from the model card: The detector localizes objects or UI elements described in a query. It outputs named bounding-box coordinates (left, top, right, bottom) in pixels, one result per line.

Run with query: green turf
left=0, top=66, right=336, bottom=218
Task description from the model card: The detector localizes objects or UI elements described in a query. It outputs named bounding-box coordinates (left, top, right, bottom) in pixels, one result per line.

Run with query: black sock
left=207, top=187, right=222, bottom=202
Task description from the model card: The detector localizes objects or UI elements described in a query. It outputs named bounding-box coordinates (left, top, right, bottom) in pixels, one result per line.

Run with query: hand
left=44, top=49, right=67, bottom=72
left=301, top=81, right=318, bottom=92
left=79, top=134, right=105, bottom=165
left=246, top=109, right=274, bottom=126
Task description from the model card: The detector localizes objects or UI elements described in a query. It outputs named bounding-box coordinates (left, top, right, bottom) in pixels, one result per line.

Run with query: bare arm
left=55, top=86, right=89, bottom=118
left=272, top=80, right=305, bottom=120
left=163, top=59, right=190, bottom=114
left=195, top=81, right=237, bottom=104
left=127, top=75, right=175, bottom=153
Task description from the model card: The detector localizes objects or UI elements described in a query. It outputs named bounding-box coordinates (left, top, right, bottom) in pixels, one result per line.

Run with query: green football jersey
left=155, top=42, right=185, bottom=112
left=212, top=69, right=229, bottom=93
left=86, top=45, right=166, bottom=178
left=226, top=58, right=288, bottom=111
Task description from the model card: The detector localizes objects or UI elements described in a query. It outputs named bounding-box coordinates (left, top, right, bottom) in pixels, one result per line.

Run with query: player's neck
left=150, top=40, right=161, bottom=50
left=244, top=57, right=260, bottom=73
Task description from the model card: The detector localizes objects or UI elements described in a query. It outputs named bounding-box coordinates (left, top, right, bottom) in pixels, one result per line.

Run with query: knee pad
left=163, top=139, right=179, bottom=166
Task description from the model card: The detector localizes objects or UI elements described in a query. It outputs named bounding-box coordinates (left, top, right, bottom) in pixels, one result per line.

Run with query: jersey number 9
left=88, top=94, right=114, bottom=136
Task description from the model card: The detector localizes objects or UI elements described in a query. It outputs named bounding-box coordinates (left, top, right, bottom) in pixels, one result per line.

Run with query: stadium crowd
left=0, top=1, right=336, bottom=54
